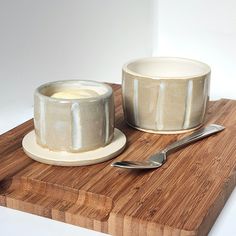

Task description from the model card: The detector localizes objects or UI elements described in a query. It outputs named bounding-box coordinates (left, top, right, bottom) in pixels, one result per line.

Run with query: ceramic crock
left=122, top=57, right=210, bottom=133
left=34, top=80, right=114, bottom=152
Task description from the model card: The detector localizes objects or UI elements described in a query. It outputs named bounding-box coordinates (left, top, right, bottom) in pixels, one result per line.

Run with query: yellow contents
left=51, top=89, right=99, bottom=99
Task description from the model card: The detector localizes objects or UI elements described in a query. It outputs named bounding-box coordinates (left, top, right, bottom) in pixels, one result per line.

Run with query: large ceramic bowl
left=122, top=57, right=211, bottom=133
left=34, top=80, right=114, bottom=152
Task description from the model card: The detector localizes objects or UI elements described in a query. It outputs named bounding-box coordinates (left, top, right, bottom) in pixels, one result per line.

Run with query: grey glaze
left=34, top=80, right=114, bottom=152
left=122, top=57, right=211, bottom=134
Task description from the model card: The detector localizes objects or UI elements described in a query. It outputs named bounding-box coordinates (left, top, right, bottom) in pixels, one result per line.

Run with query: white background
left=155, top=0, right=236, bottom=100
left=1, top=0, right=236, bottom=235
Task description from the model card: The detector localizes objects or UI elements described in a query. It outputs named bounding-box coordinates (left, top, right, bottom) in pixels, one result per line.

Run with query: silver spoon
left=111, top=124, right=224, bottom=170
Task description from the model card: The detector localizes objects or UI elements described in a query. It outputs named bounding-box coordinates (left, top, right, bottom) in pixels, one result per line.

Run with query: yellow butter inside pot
left=51, top=89, right=99, bottom=99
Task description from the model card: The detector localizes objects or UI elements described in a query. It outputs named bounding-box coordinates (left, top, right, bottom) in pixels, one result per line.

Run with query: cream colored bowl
left=34, top=80, right=114, bottom=152
left=122, top=57, right=211, bottom=133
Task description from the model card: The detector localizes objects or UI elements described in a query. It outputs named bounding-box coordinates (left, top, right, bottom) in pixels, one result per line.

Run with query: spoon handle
left=164, top=124, right=224, bottom=154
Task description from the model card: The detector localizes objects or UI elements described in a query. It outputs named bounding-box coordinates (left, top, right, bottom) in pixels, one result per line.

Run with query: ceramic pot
left=122, top=57, right=210, bottom=133
left=34, top=80, right=114, bottom=152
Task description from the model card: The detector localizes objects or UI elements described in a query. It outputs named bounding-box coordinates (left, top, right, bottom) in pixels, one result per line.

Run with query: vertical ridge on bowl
left=155, top=80, right=165, bottom=130
left=71, top=102, right=82, bottom=149
left=183, top=79, right=193, bottom=129
left=104, top=99, right=111, bottom=144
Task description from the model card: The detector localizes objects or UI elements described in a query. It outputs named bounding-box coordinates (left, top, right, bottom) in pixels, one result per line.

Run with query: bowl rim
left=35, top=80, right=113, bottom=103
left=122, top=57, right=211, bottom=80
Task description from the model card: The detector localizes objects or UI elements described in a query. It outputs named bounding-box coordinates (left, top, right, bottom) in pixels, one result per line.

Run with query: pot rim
left=35, top=80, right=113, bottom=103
left=123, top=57, right=211, bottom=80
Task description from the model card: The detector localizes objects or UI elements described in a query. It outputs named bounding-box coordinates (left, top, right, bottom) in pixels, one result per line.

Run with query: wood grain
left=0, top=84, right=236, bottom=236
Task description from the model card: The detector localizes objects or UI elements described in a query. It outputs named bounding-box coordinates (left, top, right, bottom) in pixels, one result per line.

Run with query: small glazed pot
left=34, top=80, right=114, bottom=152
left=122, top=57, right=211, bottom=133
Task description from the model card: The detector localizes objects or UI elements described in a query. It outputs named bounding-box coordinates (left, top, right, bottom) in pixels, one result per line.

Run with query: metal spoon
left=111, top=124, right=224, bottom=170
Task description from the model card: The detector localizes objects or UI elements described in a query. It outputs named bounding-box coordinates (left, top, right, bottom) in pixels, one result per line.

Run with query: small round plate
left=22, top=129, right=126, bottom=166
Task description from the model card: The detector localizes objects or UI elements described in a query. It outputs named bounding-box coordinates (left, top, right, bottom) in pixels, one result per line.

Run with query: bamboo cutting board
left=1, top=84, right=236, bottom=236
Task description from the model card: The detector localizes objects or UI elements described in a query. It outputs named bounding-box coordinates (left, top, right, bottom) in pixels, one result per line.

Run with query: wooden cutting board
left=1, top=84, right=236, bottom=236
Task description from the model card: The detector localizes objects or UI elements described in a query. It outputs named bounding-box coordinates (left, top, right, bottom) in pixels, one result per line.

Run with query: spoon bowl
left=111, top=160, right=162, bottom=169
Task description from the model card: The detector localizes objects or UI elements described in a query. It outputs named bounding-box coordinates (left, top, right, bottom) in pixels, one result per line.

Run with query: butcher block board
left=1, top=84, right=236, bottom=236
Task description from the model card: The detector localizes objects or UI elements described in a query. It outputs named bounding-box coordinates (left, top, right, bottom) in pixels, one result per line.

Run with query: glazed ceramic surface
left=122, top=57, right=211, bottom=133
left=34, top=80, right=114, bottom=152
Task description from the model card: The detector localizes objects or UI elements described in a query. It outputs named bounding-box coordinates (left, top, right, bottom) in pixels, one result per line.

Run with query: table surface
left=1, top=94, right=236, bottom=236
